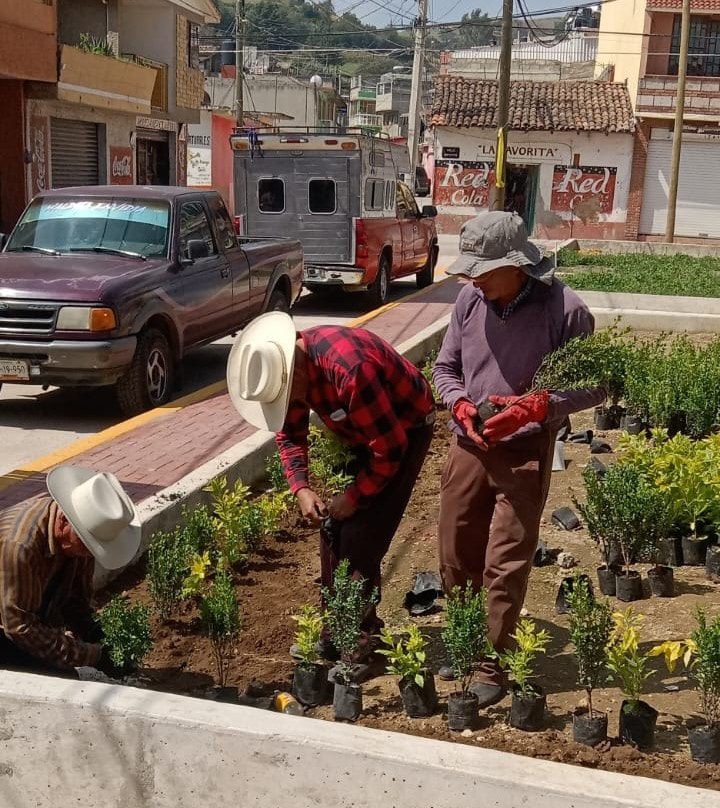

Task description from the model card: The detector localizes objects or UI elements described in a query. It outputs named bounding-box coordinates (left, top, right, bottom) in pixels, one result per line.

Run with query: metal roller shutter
left=640, top=136, right=720, bottom=238
left=50, top=118, right=100, bottom=188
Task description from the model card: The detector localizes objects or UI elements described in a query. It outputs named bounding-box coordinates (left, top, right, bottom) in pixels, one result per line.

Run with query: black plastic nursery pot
left=555, top=574, right=594, bottom=615
left=615, top=570, right=643, bottom=602
left=657, top=536, right=683, bottom=568
left=688, top=723, right=720, bottom=764
left=210, top=686, right=239, bottom=704
left=572, top=709, right=608, bottom=747
left=597, top=565, right=618, bottom=596
left=475, top=399, right=502, bottom=432
left=594, top=406, right=622, bottom=430
left=509, top=687, right=546, bottom=732
left=682, top=535, right=711, bottom=567
left=647, top=565, right=674, bottom=598
left=619, top=700, right=658, bottom=750
left=620, top=414, right=646, bottom=435
left=333, top=681, right=363, bottom=722
left=447, top=692, right=479, bottom=732
left=292, top=663, right=328, bottom=708
left=706, top=545, right=720, bottom=583
left=399, top=671, right=438, bottom=718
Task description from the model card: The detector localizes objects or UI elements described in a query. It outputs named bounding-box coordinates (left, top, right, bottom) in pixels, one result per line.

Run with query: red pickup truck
left=0, top=186, right=302, bottom=414
left=232, top=129, right=439, bottom=308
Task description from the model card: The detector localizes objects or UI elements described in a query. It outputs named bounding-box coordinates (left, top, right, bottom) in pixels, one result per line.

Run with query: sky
left=334, top=0, right=564, bottom=27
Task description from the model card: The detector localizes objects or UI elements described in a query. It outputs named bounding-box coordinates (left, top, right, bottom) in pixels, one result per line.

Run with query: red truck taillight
left=355, top=219, right=369, bottom=265
left=234, top=215, right=244, bottom=236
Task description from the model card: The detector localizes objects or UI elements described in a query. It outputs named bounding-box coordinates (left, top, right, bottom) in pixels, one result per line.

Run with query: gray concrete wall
left=0, top=670, right=716, bottom=808
left=576, top=238, right=720, bottom=257
left=446, top=58, right=596, bottom=81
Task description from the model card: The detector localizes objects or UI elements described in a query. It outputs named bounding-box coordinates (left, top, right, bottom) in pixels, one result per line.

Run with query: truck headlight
left=56, top=307, right=117, bottom=331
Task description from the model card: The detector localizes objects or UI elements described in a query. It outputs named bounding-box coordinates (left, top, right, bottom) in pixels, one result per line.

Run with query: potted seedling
left=322, top=559, right=377, bottom=722
left=199, top=571, right=242, bottom=696
left=441, top=583, right=490, bottom=732
left=651, top=611, right=720, bottom=763
left=291, top=605, right=328, bottom=707
left=500, top=618, right=551, bottom=732
left=96, top=596, right=153, bottom=677
left=565, top=576, right=613, bottom=746
left=378, top=625, right=438, bottom=718
left=606, top=608, right=657, bottom=749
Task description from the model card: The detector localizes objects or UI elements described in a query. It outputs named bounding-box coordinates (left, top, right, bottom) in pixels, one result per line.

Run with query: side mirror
left=421, top=205, right=438, bottom=218
left=185, top=238, right=209, bottom=262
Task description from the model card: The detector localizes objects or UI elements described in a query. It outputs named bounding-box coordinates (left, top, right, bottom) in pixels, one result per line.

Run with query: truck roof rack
left=231, top=125, right=395, bottom=141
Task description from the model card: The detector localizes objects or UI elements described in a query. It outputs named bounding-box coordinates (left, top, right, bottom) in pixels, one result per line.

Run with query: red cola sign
left=551, top=165, right=617, bottom=215
left=434, top=160, right=495, bottom=207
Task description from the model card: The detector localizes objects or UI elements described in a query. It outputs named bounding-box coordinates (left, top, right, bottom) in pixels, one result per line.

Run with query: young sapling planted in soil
left=501, top=618, right=551, bottom=732
left=565, top=576, right=613, bottom=746
left=606, top=608, right=657, bottom=749
left=442, top=583, right=490, bottom=731
left=97, top=596, right=153, bottom=676
left=291, top=605, right=327, bottom=707
left=199, top=571, right=241, bottom=689
left=322, top=559, right=377, bottom=721
left=378, top=625, right=438, bottom=718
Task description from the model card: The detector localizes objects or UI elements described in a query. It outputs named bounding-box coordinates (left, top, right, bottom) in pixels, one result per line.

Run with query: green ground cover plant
left=97, top=596, right=153, bottom=674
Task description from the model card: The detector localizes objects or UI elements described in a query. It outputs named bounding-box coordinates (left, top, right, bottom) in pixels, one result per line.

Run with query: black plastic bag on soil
left=404, top=571, right=444, bottom=616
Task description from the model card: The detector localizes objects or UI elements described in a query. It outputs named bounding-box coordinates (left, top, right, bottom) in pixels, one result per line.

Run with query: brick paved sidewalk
left=0, top=279, right=462, bottom=510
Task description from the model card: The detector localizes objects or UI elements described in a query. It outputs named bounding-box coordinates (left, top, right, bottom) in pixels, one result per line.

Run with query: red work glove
left=452, top=399, right=488, bottom=449
left=482, top=392, right=550, bottom=445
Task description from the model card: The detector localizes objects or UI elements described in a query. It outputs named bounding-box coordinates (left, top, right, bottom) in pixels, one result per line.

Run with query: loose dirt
left=109, top=408, right=720, bottom=791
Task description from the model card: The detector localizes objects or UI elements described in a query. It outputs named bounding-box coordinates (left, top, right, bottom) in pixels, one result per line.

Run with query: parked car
left=232, top=129, right=438, bottom=308
left=0, top=186, right=302, bottom=415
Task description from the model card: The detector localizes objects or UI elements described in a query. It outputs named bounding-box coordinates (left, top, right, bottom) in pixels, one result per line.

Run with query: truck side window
left=384, top=180, right=395, bottom=210
left=208, top=195, right=237, bottom=250
left=396, top=184, right=409, bottom=218
left=308, top=179, right=336, bottom=214
left=179, top=201, right=217, bottom=258
left=364, top=178, right=384, bottom=211
left=258, top=178, right=284, bottom=213
left=399, top=183, right=420, bottom=218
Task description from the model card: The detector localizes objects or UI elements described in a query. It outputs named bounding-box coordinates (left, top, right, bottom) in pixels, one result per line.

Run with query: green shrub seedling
left=441, top=582, right=490, bottom=696
left=97, top=596, right=152, bottom=674
left=200, top=572, right=242, bottom=687
left=690, top=610, right=720, bottom=729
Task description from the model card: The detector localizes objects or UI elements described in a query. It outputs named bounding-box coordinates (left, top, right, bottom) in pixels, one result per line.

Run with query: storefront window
left=670, top=15, right=720, bottom=76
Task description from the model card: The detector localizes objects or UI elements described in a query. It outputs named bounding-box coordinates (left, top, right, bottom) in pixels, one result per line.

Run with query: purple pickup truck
left=0, top=186, right=302, bottom=415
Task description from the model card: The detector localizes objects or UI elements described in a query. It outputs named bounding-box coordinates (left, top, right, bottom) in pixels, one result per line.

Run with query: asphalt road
left=0, top=276, right=426, bottom=475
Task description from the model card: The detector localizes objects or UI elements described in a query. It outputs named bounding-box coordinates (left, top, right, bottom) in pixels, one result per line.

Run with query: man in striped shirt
left=0, top=467, right=140, bottom=673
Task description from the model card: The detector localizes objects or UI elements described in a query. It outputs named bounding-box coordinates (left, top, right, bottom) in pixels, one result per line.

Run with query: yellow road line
left=0, top=266, right=451, bottom=492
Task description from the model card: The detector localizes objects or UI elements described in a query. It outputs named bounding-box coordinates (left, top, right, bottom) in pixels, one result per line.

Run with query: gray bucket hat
left=447, top=211, right=555, bottom=285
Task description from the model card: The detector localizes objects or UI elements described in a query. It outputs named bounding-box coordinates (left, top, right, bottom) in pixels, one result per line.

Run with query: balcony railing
left=57, top=45, right=157, bottom=115
left=637, top=74, right=720, bottom=115
left=349, top=113, right=383, bottom=128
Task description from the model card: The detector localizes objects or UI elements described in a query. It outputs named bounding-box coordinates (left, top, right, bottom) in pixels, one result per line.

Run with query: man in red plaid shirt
left=227, top=313, right=434, bottom=641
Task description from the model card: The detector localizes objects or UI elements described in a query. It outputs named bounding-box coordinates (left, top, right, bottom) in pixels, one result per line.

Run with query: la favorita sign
left=473, top=141, right=571, bottom=164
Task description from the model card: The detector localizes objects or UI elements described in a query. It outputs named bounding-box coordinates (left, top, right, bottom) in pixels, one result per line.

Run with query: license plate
left=0, top=359, right=30, bottom=381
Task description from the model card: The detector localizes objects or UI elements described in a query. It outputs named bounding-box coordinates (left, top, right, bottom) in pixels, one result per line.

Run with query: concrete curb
left=95, top=309, right=452, bottom=587
left=0, top=671, right=715, bottom=808
left=576, top=238, right=720, bottom=258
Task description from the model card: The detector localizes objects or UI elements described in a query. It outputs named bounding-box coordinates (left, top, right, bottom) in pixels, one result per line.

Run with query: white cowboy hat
left=46, top=467, right=141, bottom=570
left=226, top=311, right=297, bottom=432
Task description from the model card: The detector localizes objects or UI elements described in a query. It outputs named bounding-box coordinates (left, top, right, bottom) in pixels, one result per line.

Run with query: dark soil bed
left=108, top=409, right=720, bottom=791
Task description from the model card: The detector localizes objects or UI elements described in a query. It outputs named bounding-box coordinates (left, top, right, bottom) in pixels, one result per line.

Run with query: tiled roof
left=647, top=0, right=720, bottom=9
left=430, top=77, right=636, bottom=133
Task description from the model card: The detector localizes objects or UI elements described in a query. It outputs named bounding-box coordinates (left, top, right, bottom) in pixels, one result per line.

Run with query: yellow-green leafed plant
left=181, top=551, right=211, bottom=598
left=500, top=618, right=551, bottom=699
left=292, top=605, right=324, bottom=670
left=606, top=609, right=653, bottom=713
left=378, top=625, right=429, bottom=688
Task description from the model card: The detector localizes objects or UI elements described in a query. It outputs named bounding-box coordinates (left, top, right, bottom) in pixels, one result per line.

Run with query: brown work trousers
left=438, top=431, right=555, bottom=685
left=320, top=422, right=434, bottom=633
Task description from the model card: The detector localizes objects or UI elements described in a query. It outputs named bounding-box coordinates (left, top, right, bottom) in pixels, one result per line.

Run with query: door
left=177, top=199, right=234, bottom=345
left=207, top=194, right=251, bottom=325
left=50, top=119, right=99, bottom=188
left=398, top=181, right=426, bottom=270
left=505, top=165, right=538, bottom=232
left=640, top=137, right=720, bottom=238
left=137, top=131, right=170, bottom=185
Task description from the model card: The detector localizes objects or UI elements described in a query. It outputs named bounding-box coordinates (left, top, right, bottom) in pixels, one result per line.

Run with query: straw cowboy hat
left=46, top=467, right=141, bottom=570
left=447, top=211, right=555, bottom=285
left=226, top=311, right=297, bottom=432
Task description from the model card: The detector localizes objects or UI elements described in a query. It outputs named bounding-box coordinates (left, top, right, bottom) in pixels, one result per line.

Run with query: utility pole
left=407, top=0, right=428, bottom=182
left=235, top=0, right=245, bottom=128
left=492, top=0, right=513, bottom=211
left=665, top=0, right=691, bottom=242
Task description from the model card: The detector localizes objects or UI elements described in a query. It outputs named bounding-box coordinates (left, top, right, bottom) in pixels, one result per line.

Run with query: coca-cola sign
left=551, top=165, right=617, bottom=216
left=110, top=147, right=133, bottom=185
left=434, top=160, right=495, bottom=208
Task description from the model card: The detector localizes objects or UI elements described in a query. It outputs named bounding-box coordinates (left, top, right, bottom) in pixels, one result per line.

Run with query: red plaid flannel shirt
left=276, top=326, right=434, bottom=508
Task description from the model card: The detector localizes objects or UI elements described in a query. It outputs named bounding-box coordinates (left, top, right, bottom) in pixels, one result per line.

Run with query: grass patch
left=558, top=249, right=720, bottom=298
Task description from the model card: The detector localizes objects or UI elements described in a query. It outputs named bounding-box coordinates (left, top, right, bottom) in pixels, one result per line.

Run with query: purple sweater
left=433, top=279, right=606, bottom=439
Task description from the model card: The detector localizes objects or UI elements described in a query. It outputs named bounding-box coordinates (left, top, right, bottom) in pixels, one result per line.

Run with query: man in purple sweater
left=433, top=211, right=605, bottom=707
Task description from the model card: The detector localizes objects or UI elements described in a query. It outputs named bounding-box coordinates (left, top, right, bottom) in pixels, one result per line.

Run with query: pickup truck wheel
left=267, top=288, right=290, bottom=313
left=416, top=246, right=437, bottom=289
left=366, top=255, right=390, bottom=309
left=116, top=328, right=175, bottom=416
